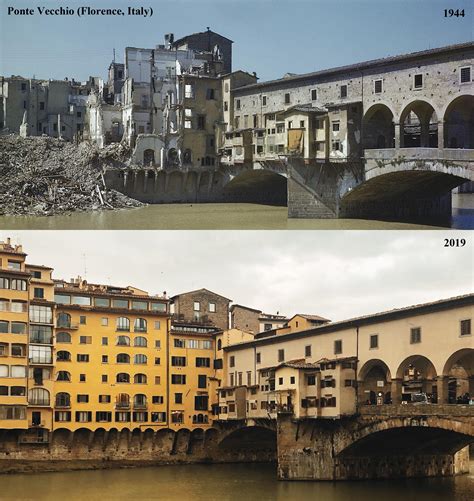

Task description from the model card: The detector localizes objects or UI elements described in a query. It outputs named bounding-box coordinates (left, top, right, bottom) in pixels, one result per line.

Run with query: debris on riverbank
left=0, top=134, right=144, bottom=216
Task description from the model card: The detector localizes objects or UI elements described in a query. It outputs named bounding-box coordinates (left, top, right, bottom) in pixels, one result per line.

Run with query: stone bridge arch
left=336, top=415, right=474, bottom=459
left=222, top=169, right=288, bottom=205
left=218, top=423, right=277, bottom=452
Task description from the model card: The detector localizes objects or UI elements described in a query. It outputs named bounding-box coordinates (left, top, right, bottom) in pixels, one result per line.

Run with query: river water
left=0, top=462, right=473, bottom=500
left=1, top=194, right=473, bottom=230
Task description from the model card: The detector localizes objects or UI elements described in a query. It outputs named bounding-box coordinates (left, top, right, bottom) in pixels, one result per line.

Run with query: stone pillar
left=133, top=171, right=138, bottom=192
left=391, top=378, right=403, bottom=404
left=394, top=123, right=401, bottom=149
left=438, top=121, right=445, bottom=149
left=421, top=121, right=430, bottom=147
left=143, top=171, right=149, bottom=193
left=436, top=376, right=449, bottom=404
left=123, top=171, right=128, bottom=189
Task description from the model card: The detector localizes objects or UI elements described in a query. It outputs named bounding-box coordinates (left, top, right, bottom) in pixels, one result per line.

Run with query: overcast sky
left=1, top=0, right=472, bottom=82
left=1, top=231, right=472, bottom=322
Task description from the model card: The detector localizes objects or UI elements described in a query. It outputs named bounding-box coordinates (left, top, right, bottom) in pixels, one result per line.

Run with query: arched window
left=28, top=388, right=50, bottom=406
left=217, top=339, right=222, bottom=351
left=56, top=351, right=71, bottom=362
left=116, top=373, right=130, bottom=383
left=117, top=353, right=130, bottom=364
left=134, top=336, right=147, bottom=347
left=116, top=336, right=130, bottom=346
left=56, top=332, right=71, bottom=343
left=134, top=354, right=147, bottom=365
left=116, top=393, right=130, bottom=407
left=55, top=392, right=71, bottom=407
left=134, top=373, right=147, bottom=384
left=56, top=371, right=71, bottom=382
left=57, top=312, right=71, bottom=328
left=134, top=394, right=147, bottom=407
left=117, top=317, right=130, bottom=332
left=134, top=318, right=147, bottom=333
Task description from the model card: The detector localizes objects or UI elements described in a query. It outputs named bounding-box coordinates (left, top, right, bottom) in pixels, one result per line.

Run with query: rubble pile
left=0, top=134, right=143, bottom=216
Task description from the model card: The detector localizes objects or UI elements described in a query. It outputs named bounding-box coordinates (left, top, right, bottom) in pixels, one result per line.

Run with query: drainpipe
left=355, top=325, right=360, bottom=413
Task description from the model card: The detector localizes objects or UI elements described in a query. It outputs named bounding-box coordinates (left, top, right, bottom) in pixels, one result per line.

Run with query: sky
left=1, top=231, right=472, bottom=322
left=1, top=0, right=473, bottom=82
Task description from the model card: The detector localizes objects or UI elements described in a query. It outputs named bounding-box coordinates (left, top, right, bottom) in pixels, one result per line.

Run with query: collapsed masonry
left=0, top=134, right=143, bottom=216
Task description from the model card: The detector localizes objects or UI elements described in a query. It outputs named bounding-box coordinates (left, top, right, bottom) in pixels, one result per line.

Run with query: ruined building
left=0, top=76, right=99, bottom=141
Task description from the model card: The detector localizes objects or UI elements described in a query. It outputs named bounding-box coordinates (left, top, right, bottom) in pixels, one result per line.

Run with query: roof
left=173, top=29, right=234, bottom=46
left=171, top=288, right=232, bottom=301
left=224, top=293, right=474, bottom=352
left=291, top=313, right=330, bottom=322
left=230, top=304, right=262, bottom=314
left=233, top=41, right=474, bottom=93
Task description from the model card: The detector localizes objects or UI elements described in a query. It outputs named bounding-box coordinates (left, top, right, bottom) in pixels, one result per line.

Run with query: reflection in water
left=0, top=462, right=473, bottom=501
left=0, top=195, right=472, bottom=231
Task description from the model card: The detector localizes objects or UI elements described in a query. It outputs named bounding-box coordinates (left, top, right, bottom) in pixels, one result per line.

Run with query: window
left=332, top=140, right=342, bottom=152
left=102, top=355, right=108, bottom=364
left=72, top=296, right=91, bottom=306
left=290, top=376, right=295, bottom=384
left=95, top=298, right=110, bottom=307
left=152, top=412, right=166, bottom=422
left=96, top=411, right=112, bottom=422
left=198, top=374, right=207, bottom=389
left=117, top=353, right=130, bottom=364
left=193, top=301, right=200, bottom=312
left=102, top=337, right=108, bottom=346
left=77, top=354, right=89, bottom=362
left=56, top=371, right=71, bottom=382
left=79, top=374, right=86, bottom=382
left=197, top=115, right=206, bottom=130
left=113, top=299, right=129, bottom=309
left=195, top=395, right=208, bottom=411
left=278, top=377, right=283, bottom=385
left=55, top=294, right=71, bottom=304
left=77, top=394, right=89, bottom=403
left=461, top=319, right=471, bottom=336
left=236, top=99, right=241, bottom=110
left=332, top=121, right=340, bottom=132
left=29, top=345, right=52, bottom=364
left=79, top=336, right=91, bottom=344
left=155, top=357, right=161, bottom=365
left=278, top=349, right=285, bottom=362
left=229, top=356, right=235, bottom=367
left=414, top=74, right=423, bottom=89
left=460, top=66, right=472, bottom=84
left=55, top=392, right=71, bottom=407
left=11, top=279, right=27, bottom=292
left=196, top=357, right=210, bottom=368
left=134, top=354, right=147, bottom=365
left=410, top=327, right=421, bottom=344
left=11, top=344, right=26, bottom=357
left=57, top=351, right=71, bottom=362
left=206, top=88, right=215, bottom=100
left=56, top=332, right=71, bottom=343
left=134, top=318, right=147, bottom=332
left=175, top=393, right=183, bottom=404
left=374, top=79, right=383, bottom=94
left=0, top=278, right=9, bottom=289
left=134, top=373, right=147, bottom=384
left=57, top=312, right=71, bottom=328
left=209, top=302, right=216, bottom=313
left=188, top=339, right=199, bottom=349
left=55, top=411, right=71, bottom=422
left=334, top=340, right=342, bottom=354
left=256, top=352, right=261, bottom=364
left=30, top=305, right=52, bottom=322
left=202, top=340, right=212, bottom=350
left=75, top=411, right=92, bottom=423
left=262, top=96, right=267, bottom=106
left=184, top=84, right=194, bottom=99
left=117, top=317, right=130, bottom=332
left=117, top=335, right=130, bottom=346
left=116, top=373, right=130, bottom=383
left=340, top=85, right=347, bottom=98
left=172, top=356, right=186, bottom=367
left=305, top=345, right=312, bottom=357
left=152, top=396, right=164, bottom=404
left=284, top=93, right=291, bottom=104
left=0, top=321, right=8, bottom=333
left=307, top=375, right=316, bottom=386
left=311, top=89, right=317, bottom=101
left=370, top=334, right=379, bottom=349
left=134, top=336, right=147, bottom=347
left=34, top=288, right=44, bottom=299
left=171, top=411, right=184, bottom=424
left=155, top=376, right=161, bottom=385
left=8, top=261, right=21, bottom=271
left=154, top=321, right=161, bottom=330
left=101, top=317, right=108, bottom=326
left=11, top=322, right=27, bottom=334
left=171, top=374, right=186, bottom=384
left=102, top=375, right=108, bottom=383
left=28, top=387, right=50, bottom=406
